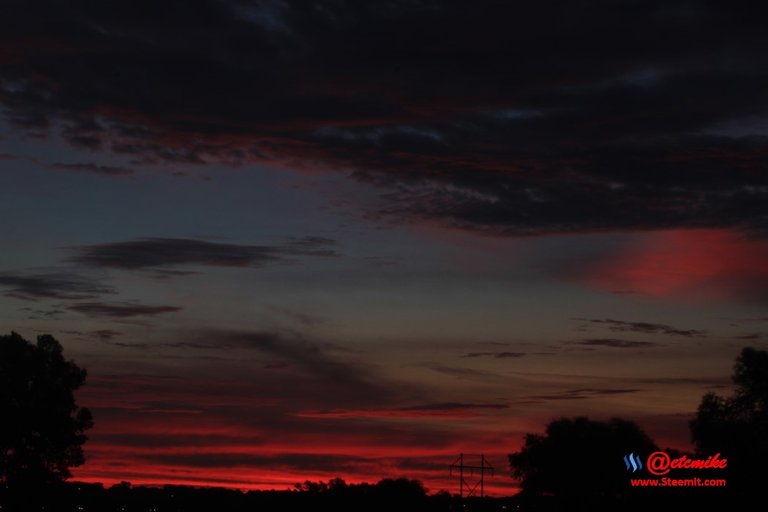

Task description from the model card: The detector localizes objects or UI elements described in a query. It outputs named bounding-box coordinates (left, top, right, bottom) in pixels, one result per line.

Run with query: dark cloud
left=114, top=329, right=395, bottom=402
left=724, top=317, right=768, bottom=326
left=67, top=301, right=182, bottom=318
left=111, top=341, right=152, bottom=349
left=422, top=363, right=496, bottom=379
left=70, top=237, right=338, bottom=270
left=298, top=402, right=508, bottom=419
left=49, top=162, right=134, bottom=176
left=263, top=361, right=289, bottom=370
left=138, top=401, right=206, bottom=415
left=58, top=328, right=123, bottom=341
left=525, top=388, right=641, bottom=402
left=575, top=318, right=706, bottom=337
left=0, top=153, right=17, bottom=160
left=19, top=306, right=65, bottom=320
left=735, top=333, right=763, bottom=340
left=461, top=351, right=526, bottom=359
left=0, top=271, right=113, bottom=300
left=143, top=269, right=202, bottom=280
left=399, top=402, right=506, bottom=412
left=161, top=331, right=293, bottom=351
left=266, top=304, right=326, bottom=328
left=575, top=338, right=660, bottom=349
left=1, top=1, right=767, bottom=235
left=284, top=236, right=338, bottom=249
left=92, top=329, right=122, bottom=340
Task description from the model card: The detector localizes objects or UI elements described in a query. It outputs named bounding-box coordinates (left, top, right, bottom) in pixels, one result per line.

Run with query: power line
left=449, top=453, right=494, bottom=498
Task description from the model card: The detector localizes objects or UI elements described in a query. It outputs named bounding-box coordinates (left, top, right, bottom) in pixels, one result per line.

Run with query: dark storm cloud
left=70, top=237, right=339, bottom=270
left=67, top=302, right=182, bottom=318
left=575, top=338, right=660, bottom=348
left=49, top=162, right=134, bottom=176
left=0, top=271, right=113, bottom=300
left=2, top=1, right=768, bottom=235
left=576, top=318, right=706, bottom=337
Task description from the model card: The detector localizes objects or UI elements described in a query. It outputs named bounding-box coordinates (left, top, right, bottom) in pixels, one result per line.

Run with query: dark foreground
left=1, top=479, right=507, bottom=512
left=0, top=479, right=745, bottom=512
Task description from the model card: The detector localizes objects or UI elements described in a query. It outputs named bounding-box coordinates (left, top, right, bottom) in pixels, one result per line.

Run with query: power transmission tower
left=450, top=453, right=494, bottom=498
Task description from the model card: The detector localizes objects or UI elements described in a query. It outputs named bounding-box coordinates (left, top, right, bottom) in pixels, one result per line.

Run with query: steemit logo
left=624, top=453, right=643, bottom=472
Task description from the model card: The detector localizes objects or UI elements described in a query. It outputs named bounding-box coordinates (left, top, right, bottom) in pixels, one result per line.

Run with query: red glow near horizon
left=71, top=373, right=523, bottom=496
left=72, top=436, right=520, bottom=495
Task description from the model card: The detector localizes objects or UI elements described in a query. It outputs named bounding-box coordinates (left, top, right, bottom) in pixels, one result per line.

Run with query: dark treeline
left=0, top=477, right=739, bottom=512
left=0, top=478, right=515, bottom=512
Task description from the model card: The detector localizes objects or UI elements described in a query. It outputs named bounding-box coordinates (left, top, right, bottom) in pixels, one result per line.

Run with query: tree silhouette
left=690, top=347, right=768, bottom=494
left=0, top=332, right=93, bottom=488
left=509, top=417, right=657, bottom=501
left=289, top=478, right=429, bottom=512
left=373, top=477, right=427, bottom=502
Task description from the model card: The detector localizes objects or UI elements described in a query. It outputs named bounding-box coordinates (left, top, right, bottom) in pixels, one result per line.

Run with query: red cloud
left=582, top=229, right=768, bottom=299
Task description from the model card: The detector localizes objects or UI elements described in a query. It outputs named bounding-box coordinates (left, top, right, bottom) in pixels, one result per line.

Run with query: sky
left=1, top=0, right=767, bottom=496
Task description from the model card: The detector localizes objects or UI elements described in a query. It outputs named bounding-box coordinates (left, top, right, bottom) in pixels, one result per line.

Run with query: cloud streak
left=461, top=351, right=527, bottom=359
left=575, top=338, right=660, bottom=349
left=422, top=364, right=497, bottom=380
left=0, top=271, right=113, bottom=300
left=576, top=318, right=706, bottom=337
left=49, top=162, right=134, bottom=176
left=67, top=302, right=182, bottom=318
left=105, top=329, right=397, bottom=404
left=297, top=402, right=508, bottom=420
left=70, top=237, right=338, bottom=270
left=524, top=388, right=641, bottom=402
